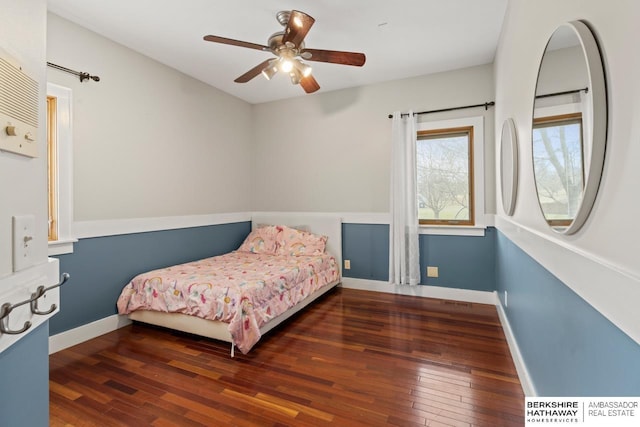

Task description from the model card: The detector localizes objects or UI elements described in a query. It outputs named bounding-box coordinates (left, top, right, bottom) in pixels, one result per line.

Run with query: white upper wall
left=47, top=13, right=254, bottom=221
left=0, top=0, right=48, bottom=278
left=252, top=64, right=496, bottom=214
left=46, top=12, right=497, bottom=221
left=495, top=0, right=640, bottom=280
left=494, top=0, right=640, bottom=341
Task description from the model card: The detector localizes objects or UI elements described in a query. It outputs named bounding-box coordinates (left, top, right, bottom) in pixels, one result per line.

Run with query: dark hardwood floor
left=49, top=287, right=524, bottom=426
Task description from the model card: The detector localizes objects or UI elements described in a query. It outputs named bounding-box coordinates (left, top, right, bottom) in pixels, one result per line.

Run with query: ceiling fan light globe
left=299, top=62, right=312, bottom=77
left=280, top=58, right=294, bottom=73
left=289, top=67, right=302, bottom=85
left=262, top=66, right=277, bottom=80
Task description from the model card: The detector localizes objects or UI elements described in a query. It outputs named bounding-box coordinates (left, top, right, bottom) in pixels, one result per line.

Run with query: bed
left=116, top=214, right=342, bottom=356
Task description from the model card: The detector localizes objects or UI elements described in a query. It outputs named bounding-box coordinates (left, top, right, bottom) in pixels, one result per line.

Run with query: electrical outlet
left=504, top=291, right=508, bottom=307
left=426, top=266, right=438, bottom=278
left=344, top=259, right=351, bottom=270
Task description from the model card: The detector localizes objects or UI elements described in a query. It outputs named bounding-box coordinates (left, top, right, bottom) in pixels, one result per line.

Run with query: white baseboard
left=49, top=314, right=131, bottom=354
left=495, top=300, right=537, bottom=396
left=340, top=277, right=497, bottom=305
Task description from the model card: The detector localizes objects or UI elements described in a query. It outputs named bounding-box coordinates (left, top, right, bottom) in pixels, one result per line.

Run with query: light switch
left=13, top=215, right=36, bottom=272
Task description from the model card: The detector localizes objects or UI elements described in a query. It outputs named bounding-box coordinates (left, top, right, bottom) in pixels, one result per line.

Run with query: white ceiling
left=47, top=0, right=508, bottom=105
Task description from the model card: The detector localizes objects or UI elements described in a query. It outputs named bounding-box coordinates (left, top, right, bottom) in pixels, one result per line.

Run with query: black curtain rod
left=387, top=87, right=588, bottom=119
left=535, top=87, right=588, bottom=100
left=388, top=101, right=495, bottom=119
left=47, top=62, right=100, bottom=82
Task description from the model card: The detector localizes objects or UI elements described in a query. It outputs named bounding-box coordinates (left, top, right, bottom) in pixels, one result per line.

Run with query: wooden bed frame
left=128, top=213, right=342, bottom=356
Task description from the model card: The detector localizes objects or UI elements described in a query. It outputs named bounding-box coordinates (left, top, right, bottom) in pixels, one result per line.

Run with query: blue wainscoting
left=50, top=221, right=251, bottom=335
left=48, top=218, right=640, bottom=396
left=341, top=223, right=389, bottom=281
left=419, top=228, right=496, bottom=290
left=496, top=230, right=640, bottom=396
left=0, top=322, right=50, bottom=427
left=342, top=223, right=496, bottom=291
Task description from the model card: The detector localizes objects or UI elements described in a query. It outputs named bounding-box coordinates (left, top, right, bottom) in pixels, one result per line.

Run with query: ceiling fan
left=203, top=10, right=366, bottom=94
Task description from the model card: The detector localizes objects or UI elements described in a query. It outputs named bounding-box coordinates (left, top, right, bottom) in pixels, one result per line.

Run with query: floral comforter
left=117, top=251, right=340, bottom=354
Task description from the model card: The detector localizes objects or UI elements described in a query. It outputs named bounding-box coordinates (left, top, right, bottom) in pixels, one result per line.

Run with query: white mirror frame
left=532, top=20, right=607, bottom=235
left=500, top=118, right=518, bottom=216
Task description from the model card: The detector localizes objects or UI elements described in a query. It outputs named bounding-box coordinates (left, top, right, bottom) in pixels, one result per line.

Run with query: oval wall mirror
left=532, top=20, right=607, bottom=234
left=500, top=118, right=518, bottom=216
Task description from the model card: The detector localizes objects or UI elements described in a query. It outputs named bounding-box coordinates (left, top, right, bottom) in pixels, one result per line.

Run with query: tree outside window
left=532, top=113, right=583, bottom=226
left=417, top=126, right=474, bottom=226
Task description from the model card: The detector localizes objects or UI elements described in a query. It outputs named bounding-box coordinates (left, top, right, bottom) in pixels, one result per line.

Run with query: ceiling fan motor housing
left=268, top=32, right=305, bottom=55
left=276, top=11, right=291, bottom=27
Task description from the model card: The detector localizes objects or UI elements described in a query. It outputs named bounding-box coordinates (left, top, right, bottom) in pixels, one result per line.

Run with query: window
left=532, top=113, right=584, bottom=226
left=47, top=83, right=75, bottom=255
left=415, top=116, right=484, bottom=235
left=47, top=95, right=58, bottom=241
left=417, top=126, right=474, bottom=226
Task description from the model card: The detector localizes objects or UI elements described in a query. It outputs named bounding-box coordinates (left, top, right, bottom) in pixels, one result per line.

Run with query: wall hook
left=0, top=273, right=70, bottom=335
left=30, top=289, right=57, bottom=315
left=0, top=302, right=32, bottom=335
left=30, top=273, right=69, bottom=316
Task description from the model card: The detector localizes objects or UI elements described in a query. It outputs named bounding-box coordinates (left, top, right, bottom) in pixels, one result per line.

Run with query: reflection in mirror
left=533, top=113, right=584, bottom=226
left=532, top=20, right=607, bottom=234
left=500, top=118, right=518, bottom=216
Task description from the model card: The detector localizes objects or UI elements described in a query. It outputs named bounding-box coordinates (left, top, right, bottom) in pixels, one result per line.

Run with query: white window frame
left=416, top=116, right=485, bottom=237
left=47, top=82, right=76, bottom=255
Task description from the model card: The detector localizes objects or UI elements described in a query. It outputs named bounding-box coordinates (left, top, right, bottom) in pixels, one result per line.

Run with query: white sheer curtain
left=389, top=111, right=421, bottom=286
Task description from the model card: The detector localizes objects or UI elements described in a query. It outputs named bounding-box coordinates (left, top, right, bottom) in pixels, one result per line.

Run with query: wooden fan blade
left=234, top=59, right=273, bottom=83
left=300, top=75, right=320, bottom=93
left=203, top=35, right=268, bottom=51
left=301, top=49, right=366, bottom=67
left=282, top=10, right=315, bottom=47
